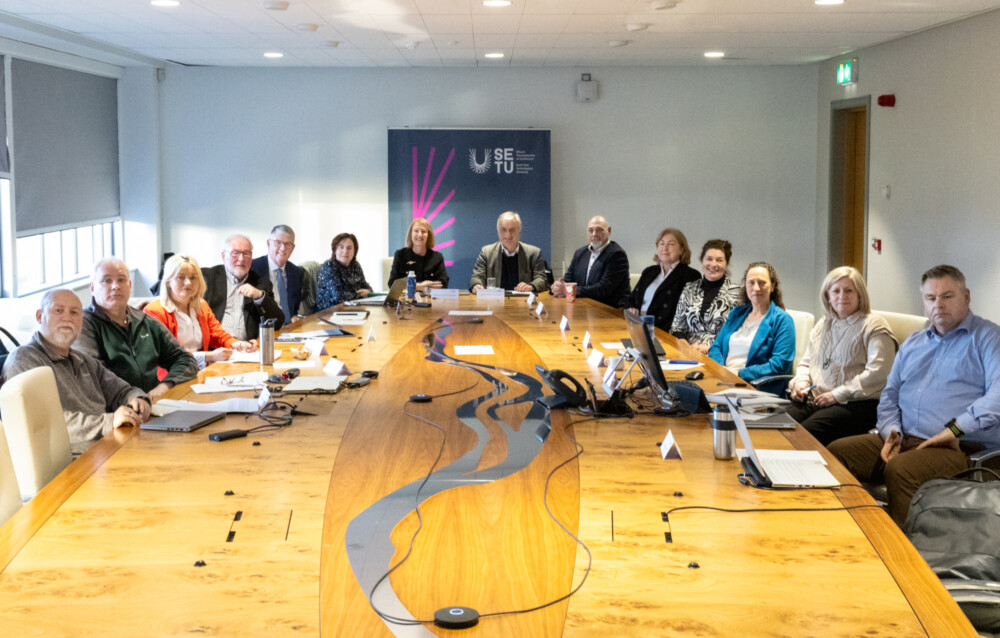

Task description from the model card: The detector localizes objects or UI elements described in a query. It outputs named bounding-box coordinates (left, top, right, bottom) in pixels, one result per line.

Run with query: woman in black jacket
left=627, top=227, right=700, bottom=332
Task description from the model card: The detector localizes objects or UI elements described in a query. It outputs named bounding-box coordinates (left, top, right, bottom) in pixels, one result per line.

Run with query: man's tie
left=275, top=268, right=291, bottom=320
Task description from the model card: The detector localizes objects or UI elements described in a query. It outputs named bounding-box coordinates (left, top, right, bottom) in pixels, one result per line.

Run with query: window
left=15, top=220, right=123, bottom=295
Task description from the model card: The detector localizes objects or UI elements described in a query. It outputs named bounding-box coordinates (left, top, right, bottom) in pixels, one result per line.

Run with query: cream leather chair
left=380, top=257, right=394, bottom=292
left=785, top=309, right=816, bottom=369
left=629, top=273, right=641, bottom=291
left=872, top=309, right=927, bottom=347
left=0, top=421, right=23, bottom=526
left=0, top=367, right=73, bottom=500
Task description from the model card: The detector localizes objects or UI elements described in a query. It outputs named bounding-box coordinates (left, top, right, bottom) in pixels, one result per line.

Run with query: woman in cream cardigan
left=145, top=254, right=256, bottom=369
left=786, top=266, right=896, bottom=445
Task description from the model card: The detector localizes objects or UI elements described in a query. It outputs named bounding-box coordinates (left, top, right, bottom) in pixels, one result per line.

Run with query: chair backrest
left=629, top=273, right=641, bottom=291
left=872, top=309, right=927, bottom=347
left=784, top=309, right=816, bottom=369
left=0, top=420, right=23, bottom=526
left=0, top=367, right=72, bottom=500
left=380, top=257, right=394, bottom=292
left=298, top=260, right=321, bottom=315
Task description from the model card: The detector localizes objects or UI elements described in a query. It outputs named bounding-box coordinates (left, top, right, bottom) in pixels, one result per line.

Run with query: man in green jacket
left=75, top=258, right=197, bottom=400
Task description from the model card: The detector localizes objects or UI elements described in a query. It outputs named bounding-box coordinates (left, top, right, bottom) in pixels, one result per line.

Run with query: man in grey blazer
left=469, top=211, right=548, bottom=293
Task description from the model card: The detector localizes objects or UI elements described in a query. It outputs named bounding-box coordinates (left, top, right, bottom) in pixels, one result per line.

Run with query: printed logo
left=468, top=148, right=491, bottom=174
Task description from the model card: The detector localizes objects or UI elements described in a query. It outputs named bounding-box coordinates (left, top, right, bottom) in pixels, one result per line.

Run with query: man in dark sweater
left=550, top=215, right=631, bottom=308
left=3, top=289, right=151, bottom=453
left=75, top=258, right=197, bottom=400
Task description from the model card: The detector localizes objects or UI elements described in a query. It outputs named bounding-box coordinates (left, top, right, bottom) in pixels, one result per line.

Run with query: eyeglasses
left=228, top=250, right=253, bottom=259
left=270, top=239, right=295, bottom=249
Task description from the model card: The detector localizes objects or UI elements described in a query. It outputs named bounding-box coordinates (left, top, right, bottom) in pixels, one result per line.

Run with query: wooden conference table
left=0, top=296, right=975, bottom=637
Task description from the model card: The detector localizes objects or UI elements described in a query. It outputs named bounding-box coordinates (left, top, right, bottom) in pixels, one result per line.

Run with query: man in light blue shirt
left=829, top=264, right=1000, bottom=525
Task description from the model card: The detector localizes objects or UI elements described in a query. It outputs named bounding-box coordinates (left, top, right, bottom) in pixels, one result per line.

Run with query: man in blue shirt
left=829, top=265, right=1000, bottom=525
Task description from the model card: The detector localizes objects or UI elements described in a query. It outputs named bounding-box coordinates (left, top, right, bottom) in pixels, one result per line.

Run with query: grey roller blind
left=11, top=59, right=119, bottom=234
left=0, top=59, right=8, bottom=173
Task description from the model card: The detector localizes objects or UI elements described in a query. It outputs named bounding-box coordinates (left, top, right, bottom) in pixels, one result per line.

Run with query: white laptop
left=725, top=396, right=839, bottom=488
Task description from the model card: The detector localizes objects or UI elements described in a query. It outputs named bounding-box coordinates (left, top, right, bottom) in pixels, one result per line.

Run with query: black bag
left=0, top=326, right=19, bottom=372
left=904, top=467, right=1000, bottom=632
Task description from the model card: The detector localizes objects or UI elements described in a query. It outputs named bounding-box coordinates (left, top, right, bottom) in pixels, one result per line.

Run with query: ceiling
left=0, top=0, right=998, bottom=68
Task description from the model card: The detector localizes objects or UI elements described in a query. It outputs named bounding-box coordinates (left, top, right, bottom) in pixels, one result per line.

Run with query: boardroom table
left=0, top=295, right=976, bottom=637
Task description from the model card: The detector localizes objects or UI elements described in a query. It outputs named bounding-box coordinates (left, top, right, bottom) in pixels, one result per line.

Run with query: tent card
left=324, top=358, right=350, bottom=376
left=367, top=326, right=377, bottom=343
left=431, top=288, right=459, bottom=299
left=582, top=331, right=592, bottom=349
left=526, top=292, right=535, bottom=305
left=587, top=349, right=606, bottom=367
left=477, top=288, right=504, bottom=300
left=560, top=315, right=570, bottom=331
left=535, top=302, right=545, bottom=317
left=660, top=429, right=683, bottom=460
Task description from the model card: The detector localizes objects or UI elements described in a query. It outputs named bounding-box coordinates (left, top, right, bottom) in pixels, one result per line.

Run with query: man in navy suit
left=251, top=225, right=306, bottom=327
left=551, top=216, right=631, bottom=308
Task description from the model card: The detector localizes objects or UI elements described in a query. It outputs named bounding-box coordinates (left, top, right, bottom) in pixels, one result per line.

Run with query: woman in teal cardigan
left=708, top=261, right=795, bottom=382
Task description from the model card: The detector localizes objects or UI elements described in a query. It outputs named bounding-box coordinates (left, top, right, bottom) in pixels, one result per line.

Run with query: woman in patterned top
left=671, top=239, right=741, bottom=354
left=316, top=233, right=372, bottom=311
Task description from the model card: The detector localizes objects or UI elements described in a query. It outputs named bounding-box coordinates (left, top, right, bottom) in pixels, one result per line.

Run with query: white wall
left=119, top=66, right=161, bottom=285
left=816, top=8, right=1000, bottom=319
left=158, top=65, right=819, bottom=307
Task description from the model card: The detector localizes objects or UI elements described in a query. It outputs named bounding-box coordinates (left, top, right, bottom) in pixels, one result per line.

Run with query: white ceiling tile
left=471, top=14, right=522, bottom=34
left=422, top=14, right=473, bottom=33
left=518, top=14, right=570, bottom=34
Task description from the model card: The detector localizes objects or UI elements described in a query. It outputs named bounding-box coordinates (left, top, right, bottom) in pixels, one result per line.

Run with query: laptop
left=725, top=396, right=839, bottom=488
left=141, top=410, right=226, bottom=433
left=346, top=278, right=406, bottom=307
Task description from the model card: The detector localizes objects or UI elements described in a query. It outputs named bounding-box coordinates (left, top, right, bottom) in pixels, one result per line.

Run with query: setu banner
left=387, top=128, right=551, bottom=290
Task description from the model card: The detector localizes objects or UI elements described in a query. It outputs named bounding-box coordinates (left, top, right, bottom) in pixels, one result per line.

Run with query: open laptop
left=141, top=410, right=226, bottom=433
left=725, top=396, right=839, bottom=488
left=346, top=278, right=406, bottom=307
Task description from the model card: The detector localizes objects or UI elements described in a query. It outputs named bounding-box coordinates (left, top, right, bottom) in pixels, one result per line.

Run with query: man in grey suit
left=469, top=211, right=548, bottom=293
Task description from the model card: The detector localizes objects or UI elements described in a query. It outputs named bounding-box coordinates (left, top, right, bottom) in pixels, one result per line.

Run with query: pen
left=667, top=360, right=699, bottom=365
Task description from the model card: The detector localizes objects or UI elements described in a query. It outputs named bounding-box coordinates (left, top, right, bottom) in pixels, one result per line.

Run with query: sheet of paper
left=284, top=376, right=343, bottom=393
left=274, top=360, right=319, bottom=370
left=601, top=342, right=624, bottom=349
left=448, top=310, right=494, bottom=316
left=454, top=345, right=494, bottom=355
left=227, top=349, right=280, bottom=364
left=203, top=371, right=268, bottom=388
left=430, top=288, right=460, bottom=299
left=328, top=318, right=368, bottom=326
left=156, top=397, right=258, bottom=413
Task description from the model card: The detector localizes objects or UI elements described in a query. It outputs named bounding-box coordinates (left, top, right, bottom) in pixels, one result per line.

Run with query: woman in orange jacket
left=145, top=254, right=256, bottom=369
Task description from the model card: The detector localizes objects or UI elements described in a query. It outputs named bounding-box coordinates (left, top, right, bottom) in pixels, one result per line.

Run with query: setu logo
left=468, top=148, right=492, bottom=174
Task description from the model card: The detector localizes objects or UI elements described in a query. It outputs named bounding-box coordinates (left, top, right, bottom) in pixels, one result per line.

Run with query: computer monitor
left=623, top=310, right=677, bottom=407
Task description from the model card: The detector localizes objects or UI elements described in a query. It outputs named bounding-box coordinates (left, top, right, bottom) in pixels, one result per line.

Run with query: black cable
left=663, top=501, right=884, bottom=520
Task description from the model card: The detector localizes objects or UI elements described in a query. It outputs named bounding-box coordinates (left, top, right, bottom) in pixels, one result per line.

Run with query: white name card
left=367, top=326, right=377, bottom=343
left=527, top=292, right=536, bottom=305
left=587, top=349, right=606, bottom=367
left=431, top=288, right=460, bottom=299
left=582, top=331, right=592, bottom=349
left=560, top=315, right=570, bottom=331
left=324, top=358, right=350, bottom=377
left=535, top=301, right=545, bottom=317
left=477, top=288, right=505, bottom=300
left=660, top=429, right=683, bottom=460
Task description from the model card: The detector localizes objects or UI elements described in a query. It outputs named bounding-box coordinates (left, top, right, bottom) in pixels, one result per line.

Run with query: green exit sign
left=837, top=58, right=858, bottom=85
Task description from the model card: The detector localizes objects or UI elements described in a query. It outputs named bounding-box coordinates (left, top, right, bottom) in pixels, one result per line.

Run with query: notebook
left=346, top=278, right=406, bottom=307
left=140, top=410, right=226, bottom=432
left=725, top=396, right=839, bottom=488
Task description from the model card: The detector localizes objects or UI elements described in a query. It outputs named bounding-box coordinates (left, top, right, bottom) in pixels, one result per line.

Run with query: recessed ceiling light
left=150, top=0, right=179, bottom=6
left=704, top=51, right=725, bottom=58
left=295, top=23, right=318, bottom=32
left=484, top=52, right=504, bottom=59
left=264, top=51, right=284, bottom=58
left=815, top=0, right=844, bottom=4
left=608, top=40, right=629, bottom=48
left=483, top=0, right=511, bottom=7
left=625, top=23, right=649, bottom=32
left=262, top=1, right=289, bottom=10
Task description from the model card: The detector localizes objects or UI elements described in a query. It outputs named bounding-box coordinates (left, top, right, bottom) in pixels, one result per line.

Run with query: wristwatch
left=946, top=418, right=964, bottom=439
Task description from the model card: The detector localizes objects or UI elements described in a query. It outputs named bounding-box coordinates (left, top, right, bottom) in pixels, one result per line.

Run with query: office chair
left=0, top=420, right=23, bottom=526
left=748, top=308, right=814, bottom=396
left=0, top=367, right=73, bottom=500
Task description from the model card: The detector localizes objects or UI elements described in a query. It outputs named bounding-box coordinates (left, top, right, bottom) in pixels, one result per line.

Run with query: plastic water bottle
left=407, top=270, right=416, bottom=300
